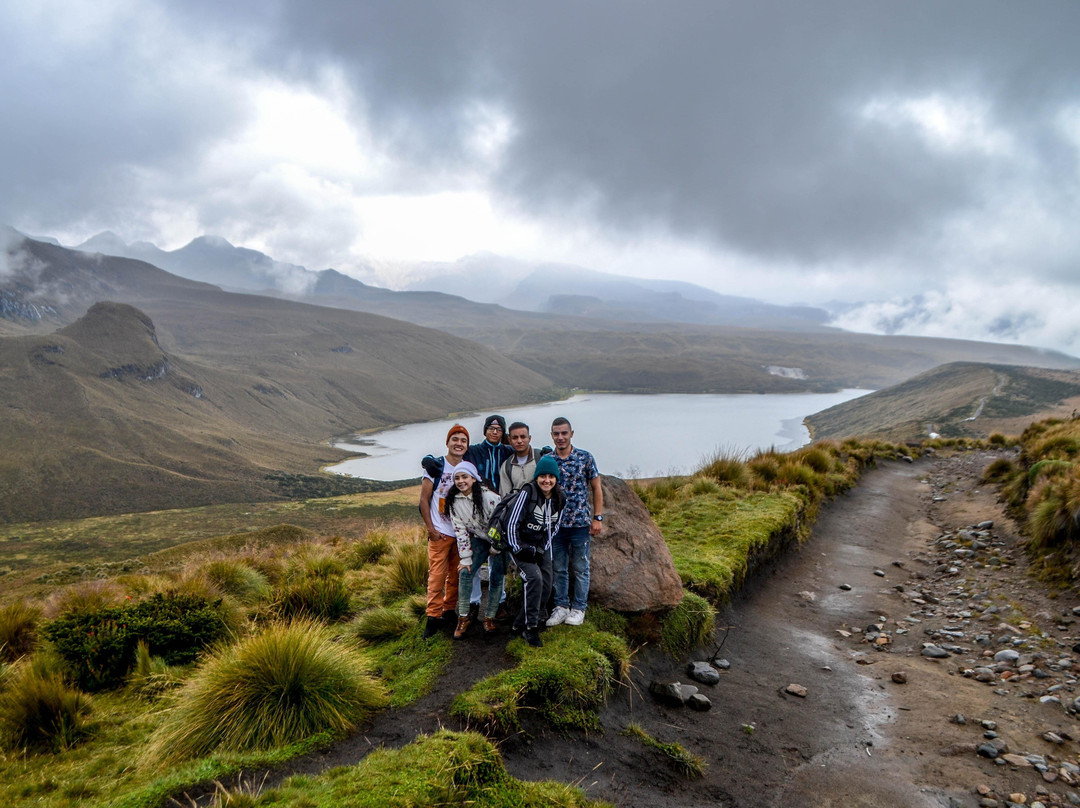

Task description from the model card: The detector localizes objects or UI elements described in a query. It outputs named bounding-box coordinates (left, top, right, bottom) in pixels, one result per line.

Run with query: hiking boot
left=467, top=602, right=480, bottom=622
left=482, top=618, right=497, bottom=634
left=453, top=615, right=472, bottom=639
left=422, top=615, right=444, bottom=640
left=494, top=603, right=511, bottom=621
left=524, top=627, right=543, bottom=647
left=565, top=609, right=585, bottom=626
left=546, top=606, right=570, bottom=627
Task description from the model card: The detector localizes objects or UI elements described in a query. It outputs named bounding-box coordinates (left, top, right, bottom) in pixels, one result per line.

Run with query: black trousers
left=513, top=547, right=553, bottom=630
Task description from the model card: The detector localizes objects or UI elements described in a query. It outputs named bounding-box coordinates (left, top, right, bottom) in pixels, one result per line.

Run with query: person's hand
left=427, top=527, right=442, bottom=542
left=590, top=520, right=604, bottom=537
left=515, top=546, right=538, bottom=563
left=459, top=563, right=471, bottom=574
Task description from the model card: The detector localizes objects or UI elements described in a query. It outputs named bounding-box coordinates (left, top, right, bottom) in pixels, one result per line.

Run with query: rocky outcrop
left=589, top=475, right=684, bottom=612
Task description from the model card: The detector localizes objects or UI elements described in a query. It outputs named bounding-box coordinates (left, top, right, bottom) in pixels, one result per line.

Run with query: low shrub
left=981, top=457, right=1016, bottom=482
left=43, top=592, right=233, bottom=690
left=0, top=601, right=40, bottom=663
left=146, top=620, right=386, bottom=763
left=0, top=661, right=93, bottom=752
left=43, top=580, right=124, bottom=619
left=689, top=476, right=721, bottom=496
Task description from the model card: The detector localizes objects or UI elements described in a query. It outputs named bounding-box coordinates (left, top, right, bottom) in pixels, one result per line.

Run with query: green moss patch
left=450, top=625, right=629, bottom=734
left=653, top=490, right=804, bottom=600
left=256, top=730, right=609, bottom=807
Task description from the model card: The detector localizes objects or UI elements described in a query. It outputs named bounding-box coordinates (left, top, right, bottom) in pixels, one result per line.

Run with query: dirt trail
left=498, top=452, right=1080, bottom=808
left=191, top=453, right=1080, bottom=808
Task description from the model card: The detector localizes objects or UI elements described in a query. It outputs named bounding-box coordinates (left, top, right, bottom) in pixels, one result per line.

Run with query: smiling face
left=536, top=473, right=557, bottom=496
left=551, top=422, right=573, bottom=453
left=509, top=426, right=531, bottom=456
left=446, top=432, right=468, bottom=461
left=453, top=470, right=475, bottom=493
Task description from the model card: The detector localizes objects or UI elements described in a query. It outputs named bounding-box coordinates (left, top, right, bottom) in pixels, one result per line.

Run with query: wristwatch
left=593, top=514, right=604, bottom=522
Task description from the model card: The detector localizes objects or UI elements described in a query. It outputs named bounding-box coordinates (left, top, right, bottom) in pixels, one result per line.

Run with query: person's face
left=484, top=421, right=504, bottom=443
left=509, top=427, right=531, bottom=455
left=536, top=473, right=557, bottom=495
left=551, top=423, right=573, bottom=451
left=447, top=433, right=468, bottom=458
left=453, top=471, right=474, bottom=493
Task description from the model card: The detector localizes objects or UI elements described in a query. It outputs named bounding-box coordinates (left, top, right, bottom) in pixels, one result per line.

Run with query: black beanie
left=484, top=414, right=507, bottom=433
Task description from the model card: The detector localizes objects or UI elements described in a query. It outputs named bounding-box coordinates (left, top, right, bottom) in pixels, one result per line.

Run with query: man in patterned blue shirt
left=545, top=417, right=604, bottom=627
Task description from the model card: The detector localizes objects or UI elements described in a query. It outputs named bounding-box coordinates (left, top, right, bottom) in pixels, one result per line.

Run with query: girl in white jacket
left=445, top=461, right=504, bottom=638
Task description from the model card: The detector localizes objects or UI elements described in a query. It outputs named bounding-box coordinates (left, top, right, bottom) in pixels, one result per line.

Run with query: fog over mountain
left=3, top=2, right=1079, bottom=354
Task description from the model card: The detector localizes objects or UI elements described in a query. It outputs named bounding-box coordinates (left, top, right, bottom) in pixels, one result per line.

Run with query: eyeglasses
left=486, top=425, right=503, bottom=432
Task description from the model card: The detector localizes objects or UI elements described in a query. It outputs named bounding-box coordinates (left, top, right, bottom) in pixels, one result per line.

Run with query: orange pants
left=426, top=533, right=460, bottom=618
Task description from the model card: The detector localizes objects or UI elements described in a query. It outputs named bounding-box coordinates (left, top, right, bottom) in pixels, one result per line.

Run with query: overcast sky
left=3, top=1, right=1079, bottom=353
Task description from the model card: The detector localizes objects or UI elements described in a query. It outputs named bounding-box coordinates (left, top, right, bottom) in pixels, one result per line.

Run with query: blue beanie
left=534, top=454, right=560, bottom=481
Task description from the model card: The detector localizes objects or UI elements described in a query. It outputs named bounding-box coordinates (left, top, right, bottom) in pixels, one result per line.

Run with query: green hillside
left=805, top=362, right=1080, bottom=442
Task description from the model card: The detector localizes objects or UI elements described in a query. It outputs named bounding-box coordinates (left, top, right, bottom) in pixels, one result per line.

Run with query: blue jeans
left=457, top=537, right=506, bottom=619
left=552, top=524, right=590, bottom=611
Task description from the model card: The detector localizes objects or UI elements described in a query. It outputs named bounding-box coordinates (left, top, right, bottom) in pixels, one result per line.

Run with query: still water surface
left=327, top=390, right=869, bottom=481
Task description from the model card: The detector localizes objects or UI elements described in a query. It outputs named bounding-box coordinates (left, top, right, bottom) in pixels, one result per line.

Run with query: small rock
left=686, top=661, right=721, bottom=685
left=649, top=680, right=689, bottom=707
left=950, top=713, right=967, bottom=725
left=978, top=743, right=1001, bottom=759
left=785, top=683, right=808, bottom=698
left=977, top=520, right=994, bottom=530
left=839, top=583, right=852, bottom=591
left=1043, top=732, right=1065, bottom=745
left=1009, top=794, right=1027, bottom=804
left=995, top=649, right=1021, bottom=663
left=874, top=569, right=886, bottom=577
left=798, top=590, right=816, bottom=603
left=712, top=658, right=731, bottom=671
left=922, top=644, right=950, bottom=659
left=686, top=693, right=712, bottom=711
left=892, top=671, right=908, bottom=684
left=1003, top=754, right=1033, bottom=767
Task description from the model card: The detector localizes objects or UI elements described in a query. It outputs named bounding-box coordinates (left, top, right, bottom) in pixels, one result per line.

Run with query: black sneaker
left=524, top=627, right=543, bottom=648
left=422, top=615, right=444, bottom=640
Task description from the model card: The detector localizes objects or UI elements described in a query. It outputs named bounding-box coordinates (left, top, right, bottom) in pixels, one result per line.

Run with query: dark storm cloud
left=0, top=5, right=251, bottom=232
left=201, top=0, right=1080, bottom=263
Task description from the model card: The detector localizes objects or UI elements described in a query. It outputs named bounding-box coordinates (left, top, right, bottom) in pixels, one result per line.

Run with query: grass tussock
left=197, top=558, right=272, bottom=605
left=0, top=601, right=40, bottom=663
left=344, top=529, right=394, bottom=568
left=385, top=540, right=429, bottom=599
left=622, top=722, right=706, bottom=778
left=146, top=619, right=386, bottom=764
left=0, top=660, right=93, bottom=752
left=351, top=606, right=411, bottom=642
left=450, top=624, right=629, bottom=734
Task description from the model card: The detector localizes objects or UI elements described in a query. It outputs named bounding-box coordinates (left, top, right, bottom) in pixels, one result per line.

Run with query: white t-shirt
left=425, top=458, right=462, bottom=536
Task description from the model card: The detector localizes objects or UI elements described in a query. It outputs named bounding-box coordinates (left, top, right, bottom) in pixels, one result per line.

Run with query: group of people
left=418, top=415, right=603, bottom=647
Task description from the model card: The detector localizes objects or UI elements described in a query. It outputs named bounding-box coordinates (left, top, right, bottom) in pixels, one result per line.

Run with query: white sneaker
left=546, top=606, right=570, bottom=627
left=565, top=609, right=585, bottom=626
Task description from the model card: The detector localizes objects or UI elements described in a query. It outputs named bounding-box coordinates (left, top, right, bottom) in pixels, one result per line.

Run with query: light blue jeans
left=552, top=524, right=590, bottom=612
left=457, top=537, right=506, bottom=619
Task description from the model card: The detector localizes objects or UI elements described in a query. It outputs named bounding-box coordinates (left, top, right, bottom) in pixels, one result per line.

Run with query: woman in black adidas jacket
left=506, top=455, right=565, bottom=647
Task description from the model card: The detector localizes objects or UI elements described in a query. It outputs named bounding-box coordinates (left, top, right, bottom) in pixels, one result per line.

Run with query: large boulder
left=588, top=475, right=684, bottom=612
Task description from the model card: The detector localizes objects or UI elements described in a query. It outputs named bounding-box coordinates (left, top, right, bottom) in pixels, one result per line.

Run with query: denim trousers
left=551, top=524, right=591, bottom=611
left=456, top=537, right=506, bottom=619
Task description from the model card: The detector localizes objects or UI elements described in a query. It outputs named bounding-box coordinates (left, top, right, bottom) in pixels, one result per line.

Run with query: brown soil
left=194, top=451, right=1080, bottom=807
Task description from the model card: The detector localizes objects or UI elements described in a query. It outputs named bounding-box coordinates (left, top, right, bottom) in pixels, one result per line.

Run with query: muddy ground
left=245, top=451, right=1080, bottom=807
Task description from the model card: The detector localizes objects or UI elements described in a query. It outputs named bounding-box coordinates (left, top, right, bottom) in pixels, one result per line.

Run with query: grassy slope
left=0, top=242, right=560, bottom=522
left=806, top=362, right=1080, bottom=442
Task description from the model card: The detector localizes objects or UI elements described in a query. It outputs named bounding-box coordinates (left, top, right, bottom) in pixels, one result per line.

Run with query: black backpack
left=485, top=487, right=525, bottom=552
